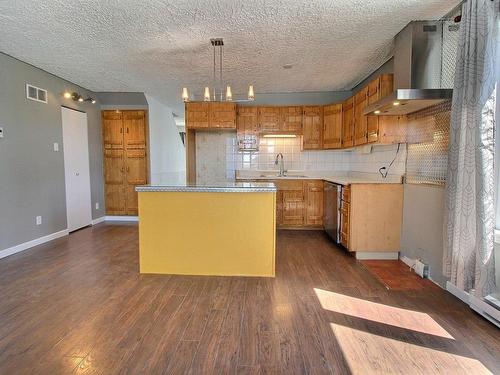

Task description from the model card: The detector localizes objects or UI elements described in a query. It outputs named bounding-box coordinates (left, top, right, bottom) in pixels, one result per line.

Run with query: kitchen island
left=136, top=182, right=276, bottom=277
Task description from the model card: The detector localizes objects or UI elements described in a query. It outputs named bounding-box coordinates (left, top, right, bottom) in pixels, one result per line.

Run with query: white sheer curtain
left=443, top=0, right=499, bottom=299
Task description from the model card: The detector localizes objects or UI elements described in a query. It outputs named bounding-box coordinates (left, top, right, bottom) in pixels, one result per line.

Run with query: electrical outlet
left=53, top=142, right=59, bottom=151
left=35, top=216, right=42, bottom=225
left=95, top=202, right=99, bottom=210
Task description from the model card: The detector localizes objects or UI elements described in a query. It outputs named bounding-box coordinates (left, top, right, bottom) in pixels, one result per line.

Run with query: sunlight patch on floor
left=329, top=323, right=492, bottom=375
left=313, top=288, right=454, bottom=339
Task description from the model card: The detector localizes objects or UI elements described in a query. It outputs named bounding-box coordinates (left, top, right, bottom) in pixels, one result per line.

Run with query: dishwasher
left=324, top=182, right=342, bottom=243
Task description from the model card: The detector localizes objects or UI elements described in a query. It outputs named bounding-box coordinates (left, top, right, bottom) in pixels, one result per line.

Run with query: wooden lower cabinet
left=256, top=179, right=323, bottom=228
left=339, top=184, right=403, bottom=252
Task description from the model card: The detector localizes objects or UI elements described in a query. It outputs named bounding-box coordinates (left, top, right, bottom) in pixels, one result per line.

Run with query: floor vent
left=26, top=84, right=48, bottom=103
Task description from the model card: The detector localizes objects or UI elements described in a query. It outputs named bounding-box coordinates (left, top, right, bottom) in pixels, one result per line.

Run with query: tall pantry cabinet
left=102, top=110, right=148, bottom=215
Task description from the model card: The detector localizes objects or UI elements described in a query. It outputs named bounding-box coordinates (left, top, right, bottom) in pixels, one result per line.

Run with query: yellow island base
left=137, top=184, right=276, bottom=277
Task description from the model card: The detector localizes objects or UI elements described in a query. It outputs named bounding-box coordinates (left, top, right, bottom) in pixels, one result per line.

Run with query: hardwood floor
left=0, top=224, right=498, bottom=374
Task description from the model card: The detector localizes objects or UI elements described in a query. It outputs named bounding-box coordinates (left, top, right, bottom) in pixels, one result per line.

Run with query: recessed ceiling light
left=283, top=64, right=293, bottom=69
left=374, top=110, right=381, bottom=114
left=393, top=101, right=400, bottom=106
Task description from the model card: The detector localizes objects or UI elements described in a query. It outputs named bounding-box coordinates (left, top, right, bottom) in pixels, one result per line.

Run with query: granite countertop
left=235, top=171, right=403, bottom=185
left=136, top=182, right=277, bottom=193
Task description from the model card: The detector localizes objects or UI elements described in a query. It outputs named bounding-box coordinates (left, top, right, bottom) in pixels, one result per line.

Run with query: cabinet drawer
left=341, top=185, right=351, bottom=203
left=273, top=179, right=304, bottom=192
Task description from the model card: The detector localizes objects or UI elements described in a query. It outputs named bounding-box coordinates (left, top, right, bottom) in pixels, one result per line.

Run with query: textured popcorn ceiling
left=0, top=0, right=459, bottom=114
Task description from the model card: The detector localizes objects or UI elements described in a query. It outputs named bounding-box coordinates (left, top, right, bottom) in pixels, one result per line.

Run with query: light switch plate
left=53, top=142, right=59, bottom=151
left=36, top=216, right=42, bottom=225
left=0, top=127, right=4, bottom=138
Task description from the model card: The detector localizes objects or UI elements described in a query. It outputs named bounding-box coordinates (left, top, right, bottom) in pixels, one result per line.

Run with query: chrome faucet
left=275, top=153, right=286, bottom=177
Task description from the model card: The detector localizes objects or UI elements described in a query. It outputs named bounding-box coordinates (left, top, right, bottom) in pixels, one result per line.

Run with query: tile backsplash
left=196, top=131, right=406, bottom=184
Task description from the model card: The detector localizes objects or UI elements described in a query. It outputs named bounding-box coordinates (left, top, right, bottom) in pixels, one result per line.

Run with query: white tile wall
left=197, top=133, right=406, bottom=181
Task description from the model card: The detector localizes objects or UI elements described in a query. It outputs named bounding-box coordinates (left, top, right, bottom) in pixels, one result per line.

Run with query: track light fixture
left=63, top=91, right=96, bottom=104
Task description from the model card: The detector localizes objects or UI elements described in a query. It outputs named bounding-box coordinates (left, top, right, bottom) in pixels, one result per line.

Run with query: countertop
left=235, top=171, right=403, bottom=185
left=136, top=182, right=277, bottom=193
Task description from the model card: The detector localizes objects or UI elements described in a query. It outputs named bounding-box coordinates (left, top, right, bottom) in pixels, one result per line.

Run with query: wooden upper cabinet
left=122, top=111, right=146, bottom=149
left=210, top=102, right=236, bottom=129
left=379, top=115, right=407, bottom=144
left=102, top=111, right=124, bottom=149
left=302, top=106, right=323, bottom=150
left=323, top=103, right=342, bottom=149
left=185, top=102, right=210, bottom=129
left=366, top=74, right=394, bottom=143
left=258, top=107, right=281, bottom=133
left=236, top=106, right=259, bottom=136
left=281, top=106, right=303, bottom=133
left=353, top=87, right=368, bottom=146
left=342, top=98, right=354, bottom=148
left=305, top=180, right=324, bottom=226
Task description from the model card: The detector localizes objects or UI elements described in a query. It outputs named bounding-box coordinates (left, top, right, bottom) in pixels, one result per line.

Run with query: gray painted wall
left=400, top=184, right=447, bottom=287
left=0, top=52, right=104, bottom=250
left=96, top=92, right=148, bottom=109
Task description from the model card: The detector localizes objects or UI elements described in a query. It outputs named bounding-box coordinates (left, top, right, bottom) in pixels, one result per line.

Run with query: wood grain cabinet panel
left=302, top=106, right=323, bottom=150
left=123, top=111, right=147, bottom=149
left=102, top=111, right=124, bottom=149
left=342, top=98, right=354, bottom=148
left=366, top=74, right=394, bottom=143
left=102, top=110, right=148, bottom=216
left=236, top=106, right=259, bottom=136
left=210, top=102, right=236, bottom=129
left=258, top=107, right=281, bottom=133
left=185, top=102, right=210, bottom=129
left=353, top=87, right=368, bottom=146
left=280, top=106, right=303, bottom=133
left=282, top=190, right=305, bottom=226
left=305, top=181, right=324, bottom=226
left=378, top=115, right=407, bottom=144
left=323, top=104, right=342, bottom=149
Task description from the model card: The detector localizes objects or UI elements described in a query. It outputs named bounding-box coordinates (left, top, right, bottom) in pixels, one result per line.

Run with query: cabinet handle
left=121, top=167, right=124, bottom=173
left=126, top=127, right=129, bottom=133
left=126, top=166, right=130, bottom=172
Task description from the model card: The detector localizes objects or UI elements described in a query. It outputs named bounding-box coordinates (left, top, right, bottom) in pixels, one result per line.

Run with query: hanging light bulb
left=226, top=86, right=232, bottom=101
left=182, top=87, right=189, bottom=102
left=248, top=85, right=255, bottom=101
left=204, top=87, right=211, bottom=101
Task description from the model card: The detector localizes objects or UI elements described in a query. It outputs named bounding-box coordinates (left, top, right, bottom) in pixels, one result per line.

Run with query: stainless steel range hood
left=364, top=20, right=458, bottom=116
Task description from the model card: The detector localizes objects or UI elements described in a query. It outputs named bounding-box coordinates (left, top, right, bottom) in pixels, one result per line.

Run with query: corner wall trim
left=91, top=217, right=106, bottom=225
left=105, top=216, right=139, bottom=222
left=0, top=229, right=69, bottom=260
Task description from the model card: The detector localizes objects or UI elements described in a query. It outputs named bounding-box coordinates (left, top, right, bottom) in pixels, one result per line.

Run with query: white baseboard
left=355, top=251, right=399, bottom=260
left=446, top=281, right=469, bottom=304
left=0, top=229, right=69, bottom=260
left=105, top=215, right=139, bottom=222
left=399, top=255, right=415, bottom=267
left=91, top=216, right=106, bottom=225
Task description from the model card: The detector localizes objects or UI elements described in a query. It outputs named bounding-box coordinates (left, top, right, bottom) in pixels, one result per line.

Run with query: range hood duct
left=364, top=20, right=458, bottom=116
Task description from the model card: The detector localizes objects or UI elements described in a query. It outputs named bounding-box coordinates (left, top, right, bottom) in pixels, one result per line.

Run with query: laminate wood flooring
left=0, top=224, right=498, bottom=374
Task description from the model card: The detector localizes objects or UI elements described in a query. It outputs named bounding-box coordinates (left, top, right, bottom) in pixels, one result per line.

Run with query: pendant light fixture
left=181, top=38, right=255, bottom=102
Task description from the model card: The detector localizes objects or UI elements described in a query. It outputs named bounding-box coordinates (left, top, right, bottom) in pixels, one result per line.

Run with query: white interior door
left=61, top=107, right=92, bottom=232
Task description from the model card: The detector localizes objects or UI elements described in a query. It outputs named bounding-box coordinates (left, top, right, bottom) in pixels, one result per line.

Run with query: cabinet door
left=276, top=190, right=283, bottom=226
left=186, top=102, right=210, bottom=129
left=379, top=115, right=407, bottom=144
left=236, top=106, right=259, bottom=136
left=125, top=149, right=147, bottom=215
left=323, top=104, right=342, bottom=149
left=102, top=111, right=123, bottom=149
left=123, top=111, right=146, bottom=149
left=353, top=87, right=368, bottom=146
left=282, top=190, right=305, bottom=226
left=305, top=181, right=324, bottom=226
left=340, top=200, right=350, bottom=249
left=258, top=107, right=281, bottom=132
left=281, top=106, right=303, bottom=133
left=104, top=149, right=126, bottom=214
left=210, top=102, right=236, bottom=129
left=302, top=106, right=323, bottom=150
left=342, top=98, right=354, bottom=148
